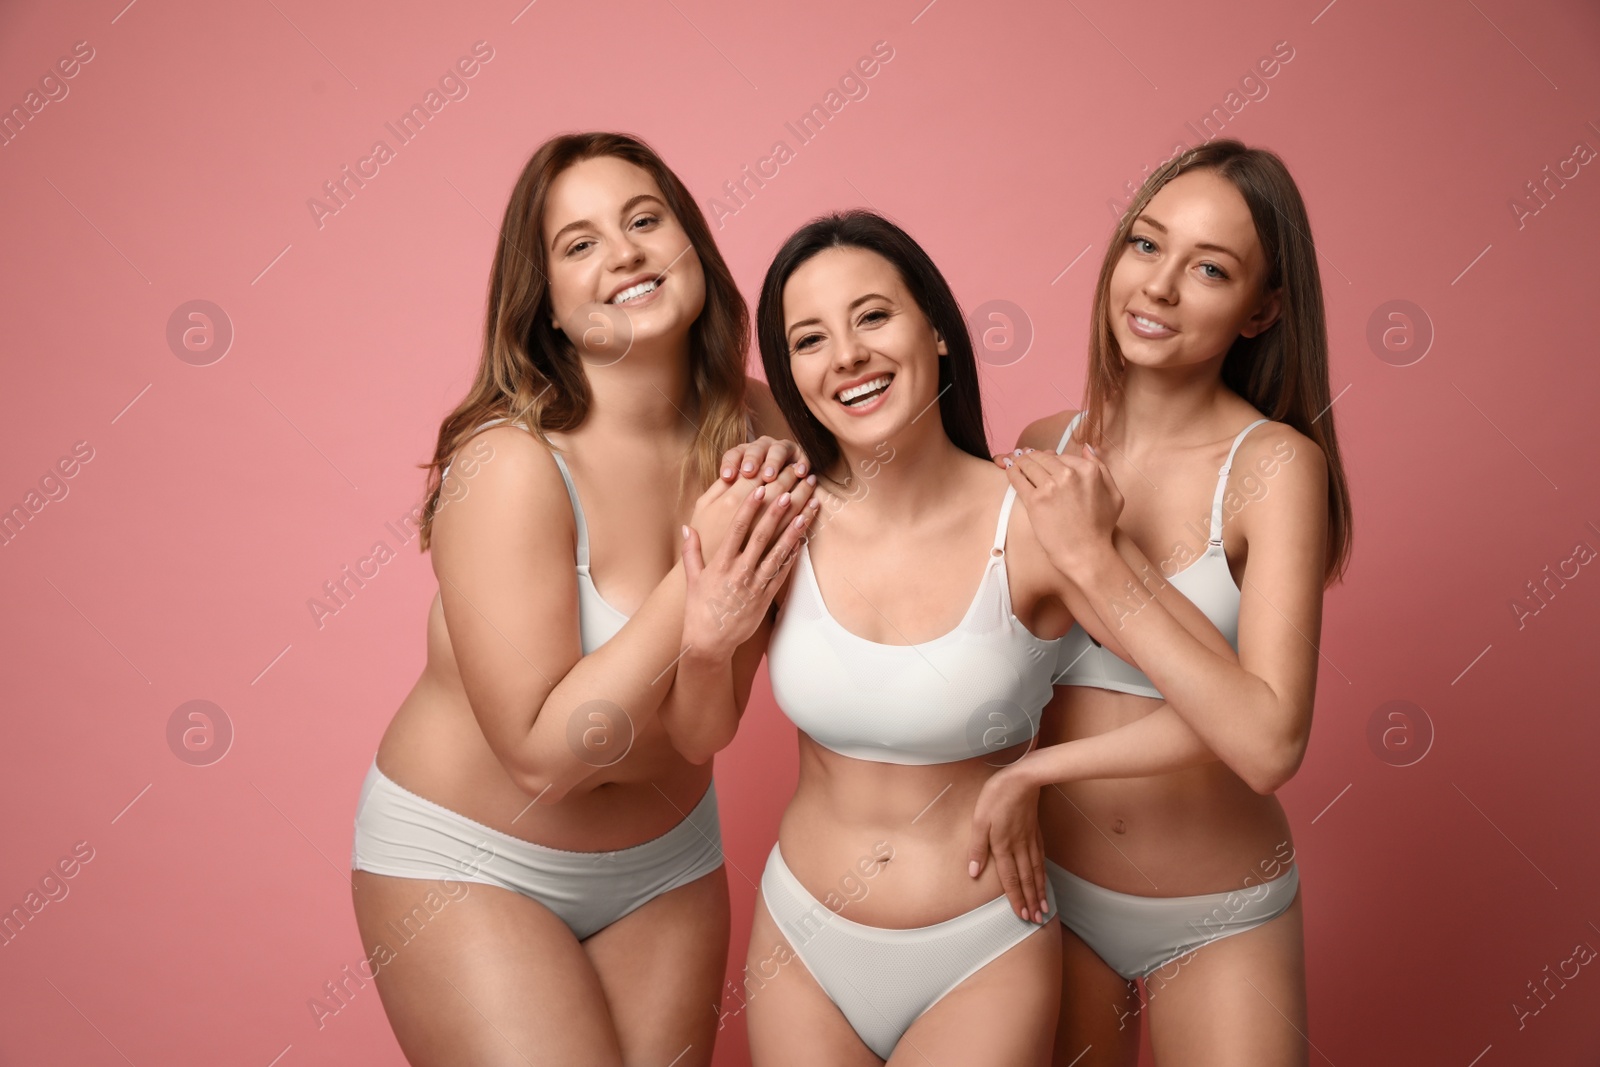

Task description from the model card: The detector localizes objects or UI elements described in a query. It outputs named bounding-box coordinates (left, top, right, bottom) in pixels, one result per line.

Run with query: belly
left=371, top=595, right=712, bottom=852
left=775, top=738, right=1034, bottom=928
left=1037, top=688, right=1296, bottom=897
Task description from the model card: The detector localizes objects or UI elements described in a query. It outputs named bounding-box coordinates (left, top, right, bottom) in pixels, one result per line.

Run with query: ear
left=934, top=329, right=949, bottom=356
left=1239, top=288, right=1282, bottom=339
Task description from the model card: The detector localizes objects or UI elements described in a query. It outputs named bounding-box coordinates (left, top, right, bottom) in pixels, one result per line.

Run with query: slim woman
left=348, top=132, right=810, bottom=1066
left=970, top=140, right=1353, bottom=1065
left=674, top=211, right=1238, bottom=1065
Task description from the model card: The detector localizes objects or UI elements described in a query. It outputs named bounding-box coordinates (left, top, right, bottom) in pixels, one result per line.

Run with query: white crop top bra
left=443, top=419, right=629, bottom=654
left=1052, top=412, right=1268, bottom=698
left=766, top=485, right=1061, bottom=766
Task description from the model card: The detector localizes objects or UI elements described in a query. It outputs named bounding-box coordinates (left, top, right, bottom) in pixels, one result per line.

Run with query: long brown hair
left=1076, top=140, right=1353, bottom=585
left=417, top=132, right=750, bottom=549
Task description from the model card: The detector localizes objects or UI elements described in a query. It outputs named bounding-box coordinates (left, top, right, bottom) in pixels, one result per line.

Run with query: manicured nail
left=1002, top=457, right=1013, bottom=468
left=778, top=492, right=790, bottom=507
left=764, top=466, right=775, bottom=479
left=796, top=463, right=807, bottom=475
left=794, top=514, right=807, bottom=527
left=1013, top=449, right=1023, bottom=455
left=722, top=467, right=733, bottom=479
left=681, top=525, right=689, bottom=539
left=807, top=498, right=820, bottom=509
left=968, top=861, right=979, bottom=877
left=754, top=485, right=766, bottom=500
left=806, top=474, right=817, bottom=485
left=743, top=460, right=755, bottom=472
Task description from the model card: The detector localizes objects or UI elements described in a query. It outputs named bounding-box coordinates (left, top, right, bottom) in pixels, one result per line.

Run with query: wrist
left=1051, top=538, right=1120, bottom=586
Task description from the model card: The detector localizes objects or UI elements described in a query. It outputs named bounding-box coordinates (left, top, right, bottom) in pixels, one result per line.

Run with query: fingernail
left=681, top=525, right=689, bottom=539
left=794, top=514, right=807, bottom=527
left=722, top=467, right=733, bottom=479
left=754, top=485, right=765, bottom=500
left=1013, top=449, right=1023, bottom=455
left=1002, top=457, right=1013, bottom=468
left=778, top=492, right=790, bottom=507
left=743, top=461, right=755, bottom=472
left=968, top=861, right=979, bottom=877
left=796, top=463, right=807, bottom=475
left=806, top=474, right=817, bottom=485
left=807, top=498, right=820, bottom=509
left=764, top=466, right=775, bottom=479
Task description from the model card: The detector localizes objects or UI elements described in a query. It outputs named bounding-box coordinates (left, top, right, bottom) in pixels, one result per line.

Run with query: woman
left=348, top=131, right=811, bottom=1066
left=970, top=140, right=1353, bottom=1065
left=674, top=210, right=1237, bottom=1065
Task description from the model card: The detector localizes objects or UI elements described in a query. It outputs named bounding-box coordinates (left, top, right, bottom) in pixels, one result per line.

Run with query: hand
left=691, top=461, right=806, bottom=560
left=967, top=764, right=1049, bottom=924
left=681, top=474, right=820, bottom=660
left=1002, top=444, right=1123, bottom=578
left=719, top=436, right=808, bottom=484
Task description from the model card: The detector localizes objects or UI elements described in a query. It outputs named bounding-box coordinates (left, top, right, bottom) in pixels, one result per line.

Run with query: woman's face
left=781, top=246, right=946, bottom=461
left=1107, top=168, right=1280, bottom=371
left=541, top=155, right=707, bottom=358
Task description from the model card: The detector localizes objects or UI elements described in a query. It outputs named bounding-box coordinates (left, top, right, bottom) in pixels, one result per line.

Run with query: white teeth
left=610, top=279, right=658, bottom=304
left=1133, top=314, right=1167, bottom=331
left=837, top=374, right=892, bottom=404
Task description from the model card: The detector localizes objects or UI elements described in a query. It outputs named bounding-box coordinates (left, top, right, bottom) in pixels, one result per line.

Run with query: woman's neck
left=827, top=420, right=973, bottom=525
left=1112, top=361, right=1232, bottom=447
left=577, top=338, right=696, bottom=440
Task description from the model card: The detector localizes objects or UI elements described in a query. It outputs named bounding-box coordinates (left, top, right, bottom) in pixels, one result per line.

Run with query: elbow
left=511, top=760, right=575, bottom=806
left=1246, top=734, right=1309, bottom=796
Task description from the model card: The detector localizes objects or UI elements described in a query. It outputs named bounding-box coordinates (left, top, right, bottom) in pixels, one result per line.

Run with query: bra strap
left=549, top=452, right=591, bottom=568
left=1207, top=419, right=1271, bottom=544
left=1055, top=411, right=1086, bottom=455
left=993, top=486, right=1018, bottom=555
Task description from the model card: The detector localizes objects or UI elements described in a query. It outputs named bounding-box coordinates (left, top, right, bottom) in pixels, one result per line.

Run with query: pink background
left=3, top=0, right=1599, bottom=1062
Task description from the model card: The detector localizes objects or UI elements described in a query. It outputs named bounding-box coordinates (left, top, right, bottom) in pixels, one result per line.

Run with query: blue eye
left=1200, top=263, right=1229, bottom=280
left=1130, top=236, right=1156, bottom=254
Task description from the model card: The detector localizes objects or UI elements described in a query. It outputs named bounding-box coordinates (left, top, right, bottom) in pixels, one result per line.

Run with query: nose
left=832, top=329, right=871, bottom=372
left=604, top=227, right=646, bottom=273
left=1141, top=254, right=1181, bottom=304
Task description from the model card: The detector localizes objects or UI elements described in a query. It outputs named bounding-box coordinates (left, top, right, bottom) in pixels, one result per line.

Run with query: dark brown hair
left=1075, top=140, right=1353, bottom=585
left=417, top=132, right=750, bottom=549
left=755, top=210, right=989, bottom=479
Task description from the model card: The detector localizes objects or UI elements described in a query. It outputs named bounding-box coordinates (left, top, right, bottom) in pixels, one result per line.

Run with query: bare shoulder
left=745, top=375, right=795, bottom=440
left=1233, top=419, right=1328, bottom=537
left=1016, top=408, right=1079, bottom=453
left=430, top=423, right=570, bottom=550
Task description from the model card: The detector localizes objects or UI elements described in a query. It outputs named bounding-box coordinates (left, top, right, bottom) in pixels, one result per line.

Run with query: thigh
left=1055, top=924, right=1142, bottom=1067
left=893, top=918, right=1062, bottom=1067
left=581, top=865, right=731, bottom=1067
left=744, top=890, right=883, bottom=1067
left=351, top=870, right=622, bottom=1067
left=1145, top=891, right=1308, bottom=1067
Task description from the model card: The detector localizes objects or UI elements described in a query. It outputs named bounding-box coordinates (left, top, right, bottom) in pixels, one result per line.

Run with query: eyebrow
left=548, top=194, right=666, bottom=251
left=1133, top=213, right=1243, bottom=262
left=787, top=292, right=893, bottom=335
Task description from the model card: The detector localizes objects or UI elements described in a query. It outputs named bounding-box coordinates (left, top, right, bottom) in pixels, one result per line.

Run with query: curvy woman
left=348, top=132, right=811, bottom=1066
left=671, top=211, right=1238, bottom=1065
left=970, top=141, right=1353, bottom=1066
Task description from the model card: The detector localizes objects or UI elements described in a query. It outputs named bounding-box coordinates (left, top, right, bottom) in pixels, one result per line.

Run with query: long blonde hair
left=1077, top=140, right=1353, bottom=585
left=417, top=132, right=750, bottom=549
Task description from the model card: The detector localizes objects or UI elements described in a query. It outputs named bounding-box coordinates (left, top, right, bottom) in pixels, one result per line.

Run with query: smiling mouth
left=1128, top=311, right=1175, bottom=333
left=609, top=277, right=663, bottom=305
left=836, top=373, right=893, bottom=407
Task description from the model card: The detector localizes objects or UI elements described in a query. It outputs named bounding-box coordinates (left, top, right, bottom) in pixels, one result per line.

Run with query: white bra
left=766, top=485, right=1061, bottom=766
left=1051, top=411, right=1268, bottom=698
left=443, top=419, right=629, bottom=654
